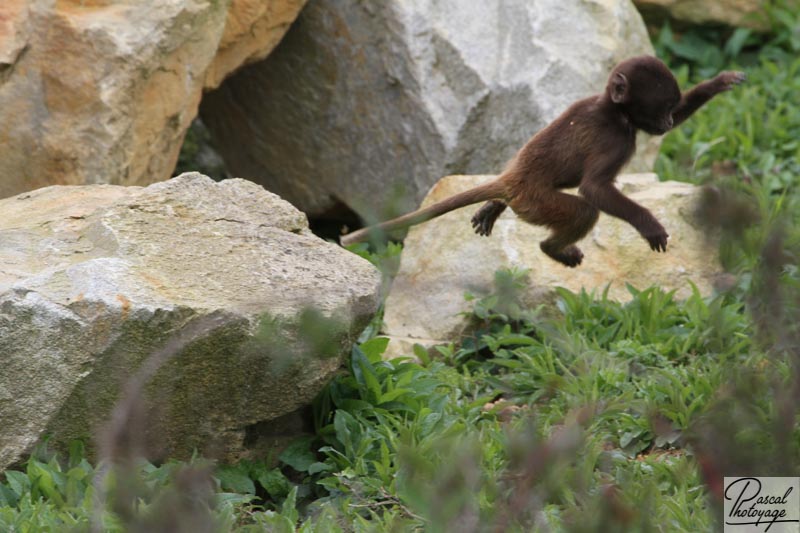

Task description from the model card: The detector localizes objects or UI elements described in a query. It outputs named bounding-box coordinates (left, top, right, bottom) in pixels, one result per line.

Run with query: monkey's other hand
left=645, top=230, right=669, bottom=252
left=714, top=71, right=746, bottom=92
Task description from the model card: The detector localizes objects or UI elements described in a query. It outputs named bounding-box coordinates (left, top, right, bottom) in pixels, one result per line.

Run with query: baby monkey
left=341, top=56, right=745, bottom=267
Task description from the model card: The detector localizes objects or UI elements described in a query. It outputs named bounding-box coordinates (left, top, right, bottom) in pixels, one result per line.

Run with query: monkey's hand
left=643, top=227, right=669, bottom=252
left=713, top=71, right=746, bottom=92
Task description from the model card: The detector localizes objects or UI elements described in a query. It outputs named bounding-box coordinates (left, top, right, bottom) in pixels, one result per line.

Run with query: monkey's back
left=505, top=96, right=634, bottom=195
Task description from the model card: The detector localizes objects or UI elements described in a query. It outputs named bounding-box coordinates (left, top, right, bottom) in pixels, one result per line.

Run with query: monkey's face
left=631, top=92, right=680, bottom=135
left=610, top=57, right=682, bottom=135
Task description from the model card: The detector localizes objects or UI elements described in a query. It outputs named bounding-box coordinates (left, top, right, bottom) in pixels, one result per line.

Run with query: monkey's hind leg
left=516, top=192, right=599, bottom=268
left=471, top=200, right=507, bottom=236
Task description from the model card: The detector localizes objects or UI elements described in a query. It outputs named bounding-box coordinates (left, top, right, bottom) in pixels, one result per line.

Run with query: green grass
left=3, top=6, right=800, bottom=532
left=0, top=280, right=780, bottom=531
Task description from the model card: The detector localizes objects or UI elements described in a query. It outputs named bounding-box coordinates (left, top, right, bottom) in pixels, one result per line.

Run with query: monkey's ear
left=610, top=72, right=629, bottom=103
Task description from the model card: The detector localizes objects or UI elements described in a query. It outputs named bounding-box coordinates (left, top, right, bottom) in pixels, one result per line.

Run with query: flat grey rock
left=0, top=173, right=381, bottom=468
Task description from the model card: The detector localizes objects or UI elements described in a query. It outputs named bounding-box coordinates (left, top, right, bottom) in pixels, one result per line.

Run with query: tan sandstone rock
left=634, top=0, right=766, bottom=28
left=0, top=0, right=306, bottom=199
left=381, top=174, right=723, bottom=355
left=205, top=0, right=307, bottom=89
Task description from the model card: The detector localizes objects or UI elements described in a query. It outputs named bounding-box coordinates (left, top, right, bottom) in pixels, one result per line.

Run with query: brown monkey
left=340, top=56, right=745, bottom=267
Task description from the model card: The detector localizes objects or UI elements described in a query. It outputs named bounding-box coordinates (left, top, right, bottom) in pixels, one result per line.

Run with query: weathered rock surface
left=201, top=0, right=657, bottom=221
left=0, top=0, right=306, bottom=199
left=382, top=174, right=722, bottom=352
left=0, top=173, right=381, bottom=470
left=205, top=0, right=308, bottom=89
left=634, top=0, right=765, bottom=28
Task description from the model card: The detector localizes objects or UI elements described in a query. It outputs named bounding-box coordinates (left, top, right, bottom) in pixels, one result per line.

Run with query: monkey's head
left=606, top=56, right=681, bottom=135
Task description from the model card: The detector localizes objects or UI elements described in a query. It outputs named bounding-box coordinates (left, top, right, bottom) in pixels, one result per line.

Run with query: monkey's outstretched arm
left=578, top=152, right=668, bottom=252
left=672, top=71, right=746, bottom=128
left=579, top=182, right=668, bottom=252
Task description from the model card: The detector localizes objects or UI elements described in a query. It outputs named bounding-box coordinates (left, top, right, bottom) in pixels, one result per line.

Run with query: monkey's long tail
left=340, top=178, right=506, bottom=246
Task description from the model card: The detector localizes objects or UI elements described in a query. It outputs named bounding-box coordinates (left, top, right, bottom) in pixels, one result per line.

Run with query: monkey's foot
left=542, top=244, right=584, bottom=267
left=471, top=200, right=507, bottom=236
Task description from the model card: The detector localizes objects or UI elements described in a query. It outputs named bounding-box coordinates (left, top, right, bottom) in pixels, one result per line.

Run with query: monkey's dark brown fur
left=341, top=56, right=745, bottom=266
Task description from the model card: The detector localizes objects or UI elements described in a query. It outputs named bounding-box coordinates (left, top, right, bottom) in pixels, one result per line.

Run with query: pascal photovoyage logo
left=724, top=477, right=800, bottom=532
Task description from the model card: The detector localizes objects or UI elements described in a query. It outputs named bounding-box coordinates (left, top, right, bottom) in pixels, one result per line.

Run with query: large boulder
left=200, top=0, right=658, bottom=222
left=0, top=1, right=307, bottom=199
left=0, top=173, right=381, bottom=470
left=382, top=174, right=722, bottom=353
